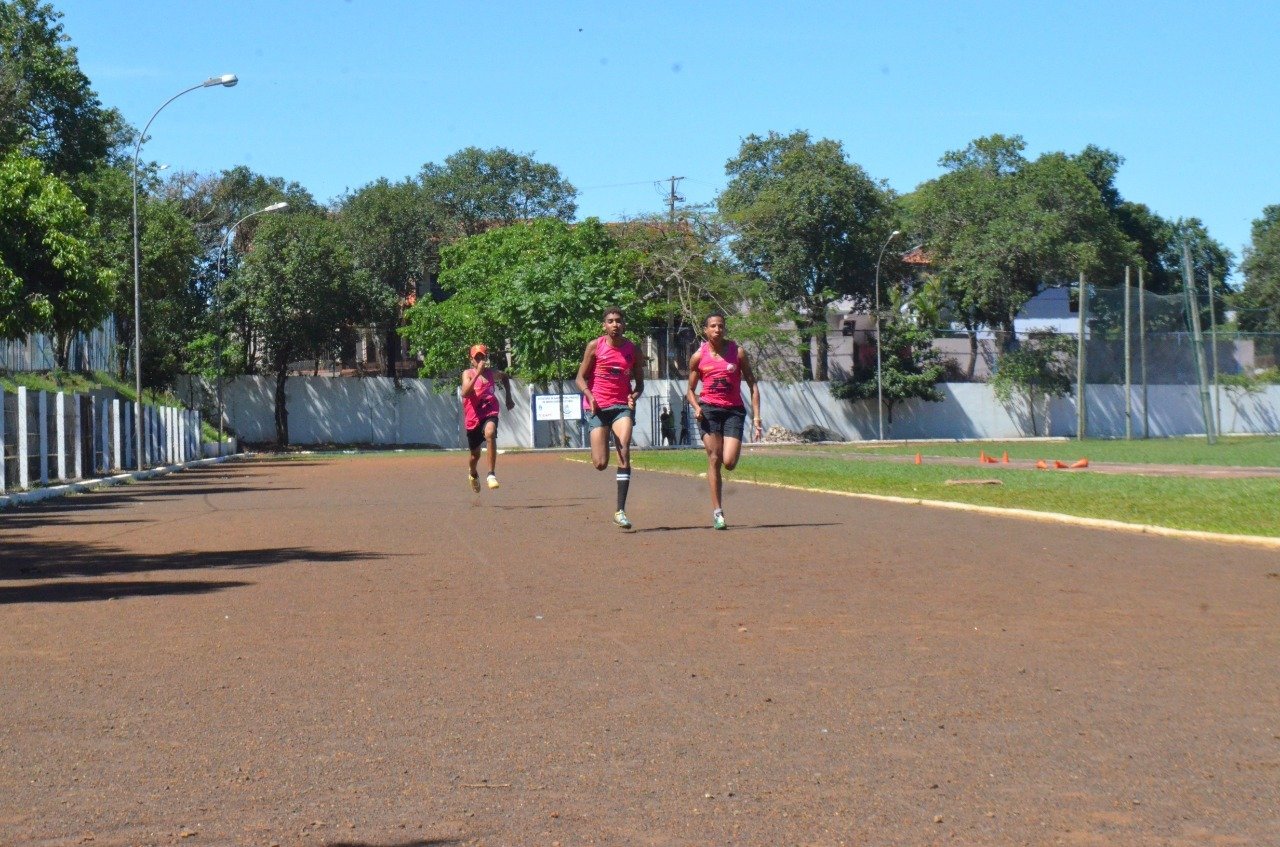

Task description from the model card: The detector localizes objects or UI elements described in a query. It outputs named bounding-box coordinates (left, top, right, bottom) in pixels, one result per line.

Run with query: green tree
left=339, top=177, right=433, bottom=376
left=1237, top=205, right=1280, bottom=363
left=0, top=0, right=119, bottom=177
left=830, top=285, right=945, bottom=426
left=908, top=135, right=1136, bottom=353
left=134, top=198, right=202, bottom=386
left=0, top=149, right=113, bottom=365
left=718, top=130, right=897, bottom=381
left=420, top=146, right=577, bottom=239
left=401, top=218, right=640, bottom=385
left=989, top=330, right=1076, bottom=437
left=235, top=214, right=395, bottom=445
left=612, top=206, right=789, bottom=379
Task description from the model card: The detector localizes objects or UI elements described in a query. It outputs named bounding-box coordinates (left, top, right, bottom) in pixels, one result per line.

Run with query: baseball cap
left=469, top=344, right=488, bottom=359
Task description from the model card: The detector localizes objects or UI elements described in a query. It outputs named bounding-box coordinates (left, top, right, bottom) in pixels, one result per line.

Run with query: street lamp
left=874, top=229, right=901, bottom=442
left=131, top=74, right=237, bottom=470
left=214, top=201, right=288, bottom=456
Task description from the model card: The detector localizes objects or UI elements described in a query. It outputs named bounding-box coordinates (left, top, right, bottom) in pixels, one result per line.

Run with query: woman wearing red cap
left=461, top=343, right=513, bottom=492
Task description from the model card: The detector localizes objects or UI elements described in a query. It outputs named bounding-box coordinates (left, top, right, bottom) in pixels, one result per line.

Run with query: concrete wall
left=176, top=375, right=1280, bottom=447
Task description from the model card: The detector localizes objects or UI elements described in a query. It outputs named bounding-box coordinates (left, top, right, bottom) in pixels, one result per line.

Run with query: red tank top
left=462, top=368, right=500, bottom=429
left=696, top=340, right=744, bottom=408
left=584, top=336, right=636, bottom=409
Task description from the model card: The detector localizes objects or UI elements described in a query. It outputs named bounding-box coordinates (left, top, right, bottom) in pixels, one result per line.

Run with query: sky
left=56, top=0, right=1280, bottom=281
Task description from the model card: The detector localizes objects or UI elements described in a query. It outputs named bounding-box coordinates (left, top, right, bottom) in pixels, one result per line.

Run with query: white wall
left=176, top=375, right=1280, bottom=447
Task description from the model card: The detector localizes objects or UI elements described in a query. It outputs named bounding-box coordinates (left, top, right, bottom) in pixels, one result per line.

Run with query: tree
left=235, top=214, right=395, bottom=445
left=718, top=130, right=897, bottom=381
left=133, top=198, right=203, bottom=386
left=401, top=218, right=640, bottom=386
left=420, top=146, right=577, bottom=239
left=339, top=177, right=433, bottom=376
left=0, top=0, right=119, bottom=178
left=989, top=330, right=1076, bottom=436
left=908, top=135, right=1136, bottom=353
left=612, top=206, right=790, bottom=379
left=0, top=149, right=113, bottom=365
left=830, top=285, right=945, bottom=425
left=1237, top=205, right=1280, bottom=363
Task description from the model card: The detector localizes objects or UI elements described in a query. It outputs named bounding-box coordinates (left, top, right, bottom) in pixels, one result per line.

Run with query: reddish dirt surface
left=2, top=452, right=1278, bottom=847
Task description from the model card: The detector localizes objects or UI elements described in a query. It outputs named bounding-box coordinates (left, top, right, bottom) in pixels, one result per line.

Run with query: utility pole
left=664, top=176, right=684, bottom=381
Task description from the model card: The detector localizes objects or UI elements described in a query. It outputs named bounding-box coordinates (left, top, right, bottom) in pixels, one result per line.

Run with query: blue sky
left=58, top=0, right=1279, bottom=281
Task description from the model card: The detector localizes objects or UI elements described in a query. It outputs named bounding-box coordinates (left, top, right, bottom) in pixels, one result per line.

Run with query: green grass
left=631, top=448, right=1280, bottom=538
left=825, top=435, right=1280, bottom=467
left=0, top=369, right=181, bottom=406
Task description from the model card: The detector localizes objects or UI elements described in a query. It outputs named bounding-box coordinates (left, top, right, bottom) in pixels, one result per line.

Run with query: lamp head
left=204, top=74, right=239, bottom=88
left=891, top=229, right=902, bottom=238
left=263, top=202, right=288, bottom=213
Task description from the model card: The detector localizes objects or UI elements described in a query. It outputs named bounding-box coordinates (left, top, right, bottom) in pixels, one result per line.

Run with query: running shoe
left=712, top=510, right=727, bottom=530
left=613, top=509, right=632, bottom=529
left=486, top=474, right=500, bottom=490
left=468, top=474, right=481, bottom=493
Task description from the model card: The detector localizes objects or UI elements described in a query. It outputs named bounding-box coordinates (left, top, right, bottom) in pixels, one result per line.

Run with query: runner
left=461, top=344, right=514, bottom=492
left=575, top=307, right=644, bottom=528
left=686, top=312, right=762, bottom=529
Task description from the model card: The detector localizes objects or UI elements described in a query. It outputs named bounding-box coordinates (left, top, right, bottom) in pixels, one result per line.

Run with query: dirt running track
left=1, top=453, right=1277, bottom=847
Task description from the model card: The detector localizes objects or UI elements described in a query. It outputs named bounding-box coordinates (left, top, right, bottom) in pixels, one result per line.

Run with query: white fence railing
left=0, top=386, right=202, bottom=494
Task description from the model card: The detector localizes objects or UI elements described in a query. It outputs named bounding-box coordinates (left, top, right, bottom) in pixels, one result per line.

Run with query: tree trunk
left=53, top=330, right=72, bottom=371
left=384, top=326, right=399, bottom=378
left=796, top=319, right=813, bottom=380
left=273, top=363, right=290, bottom=447
left=966, top=326, right=978, bottom=380
left=1027, top=388, right=1038, bottom=437
left=813, top=315, right=829, bottom=381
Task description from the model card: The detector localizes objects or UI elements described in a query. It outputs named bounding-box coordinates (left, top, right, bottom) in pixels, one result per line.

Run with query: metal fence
left=0, top=316, right=120, bottom=373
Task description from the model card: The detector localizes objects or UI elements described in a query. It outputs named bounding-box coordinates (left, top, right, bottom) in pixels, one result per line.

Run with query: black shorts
left=698, top=405, right=746, bottom=440
left=466, top=416, right=499, bottom=450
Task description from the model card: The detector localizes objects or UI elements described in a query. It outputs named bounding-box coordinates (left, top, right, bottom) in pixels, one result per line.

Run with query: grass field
left=832, top=435, right=1280, bottom=467
left=631, top=441, right=1280, bottom=538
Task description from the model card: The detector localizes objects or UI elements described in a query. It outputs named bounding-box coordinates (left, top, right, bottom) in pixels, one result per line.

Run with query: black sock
left=616, top=468, right=630, bottom=511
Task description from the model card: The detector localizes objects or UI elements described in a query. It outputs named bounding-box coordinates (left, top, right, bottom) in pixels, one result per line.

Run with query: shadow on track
left=0, top=579, right=252, bottom=604
left=632, top=521, right=841, bottom=534
left=0, top=539, right=383, bottom=584
left=324, top=839, right=461, bottom=847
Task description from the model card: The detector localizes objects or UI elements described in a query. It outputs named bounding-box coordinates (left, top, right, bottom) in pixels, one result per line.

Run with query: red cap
left=469, top=344, right=488, bottom=359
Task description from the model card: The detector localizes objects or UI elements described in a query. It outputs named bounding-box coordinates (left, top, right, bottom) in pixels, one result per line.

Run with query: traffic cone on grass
left=1071, top=458, right=1089, bottom=469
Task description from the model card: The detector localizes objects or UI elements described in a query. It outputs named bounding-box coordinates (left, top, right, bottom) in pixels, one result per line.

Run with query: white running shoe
left=486, top=474, right=500, bottom=490
left=613, top=510, right=632, bottom=529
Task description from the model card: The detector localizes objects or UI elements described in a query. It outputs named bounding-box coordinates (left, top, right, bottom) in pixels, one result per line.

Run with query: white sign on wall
left=534, top=394, right=583, bottom=421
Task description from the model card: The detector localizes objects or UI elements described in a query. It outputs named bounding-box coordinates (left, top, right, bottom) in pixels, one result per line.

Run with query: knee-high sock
left=616, top=468, right=631, bottom=511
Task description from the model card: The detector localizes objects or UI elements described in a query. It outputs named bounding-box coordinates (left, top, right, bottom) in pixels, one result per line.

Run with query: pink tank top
left=585, top=336, right=636, bottom=409
left=462, top=368, right=500, bottom=429
left=696, top=341, right=744, bottom=409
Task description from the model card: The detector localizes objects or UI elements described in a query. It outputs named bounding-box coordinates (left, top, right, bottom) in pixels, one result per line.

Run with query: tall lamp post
left=215, top=202, right=288, bottom=456
left=874, top=229, right=901, bottom=442
left=131, top=74, right=238, bottom=470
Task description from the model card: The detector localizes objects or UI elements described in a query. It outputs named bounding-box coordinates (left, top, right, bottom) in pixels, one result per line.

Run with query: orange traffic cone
left=914, top=452, right=922, bottom=465
left=1054, top=460, right=1069, bottom=469
left=1071, top=458, right=1089, bottom=469
left=1035, top=460, right=1048, bottom=470
left=1001, top=451, right=1010, bottom=464
left=979, top=450, right=988, bottom=463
